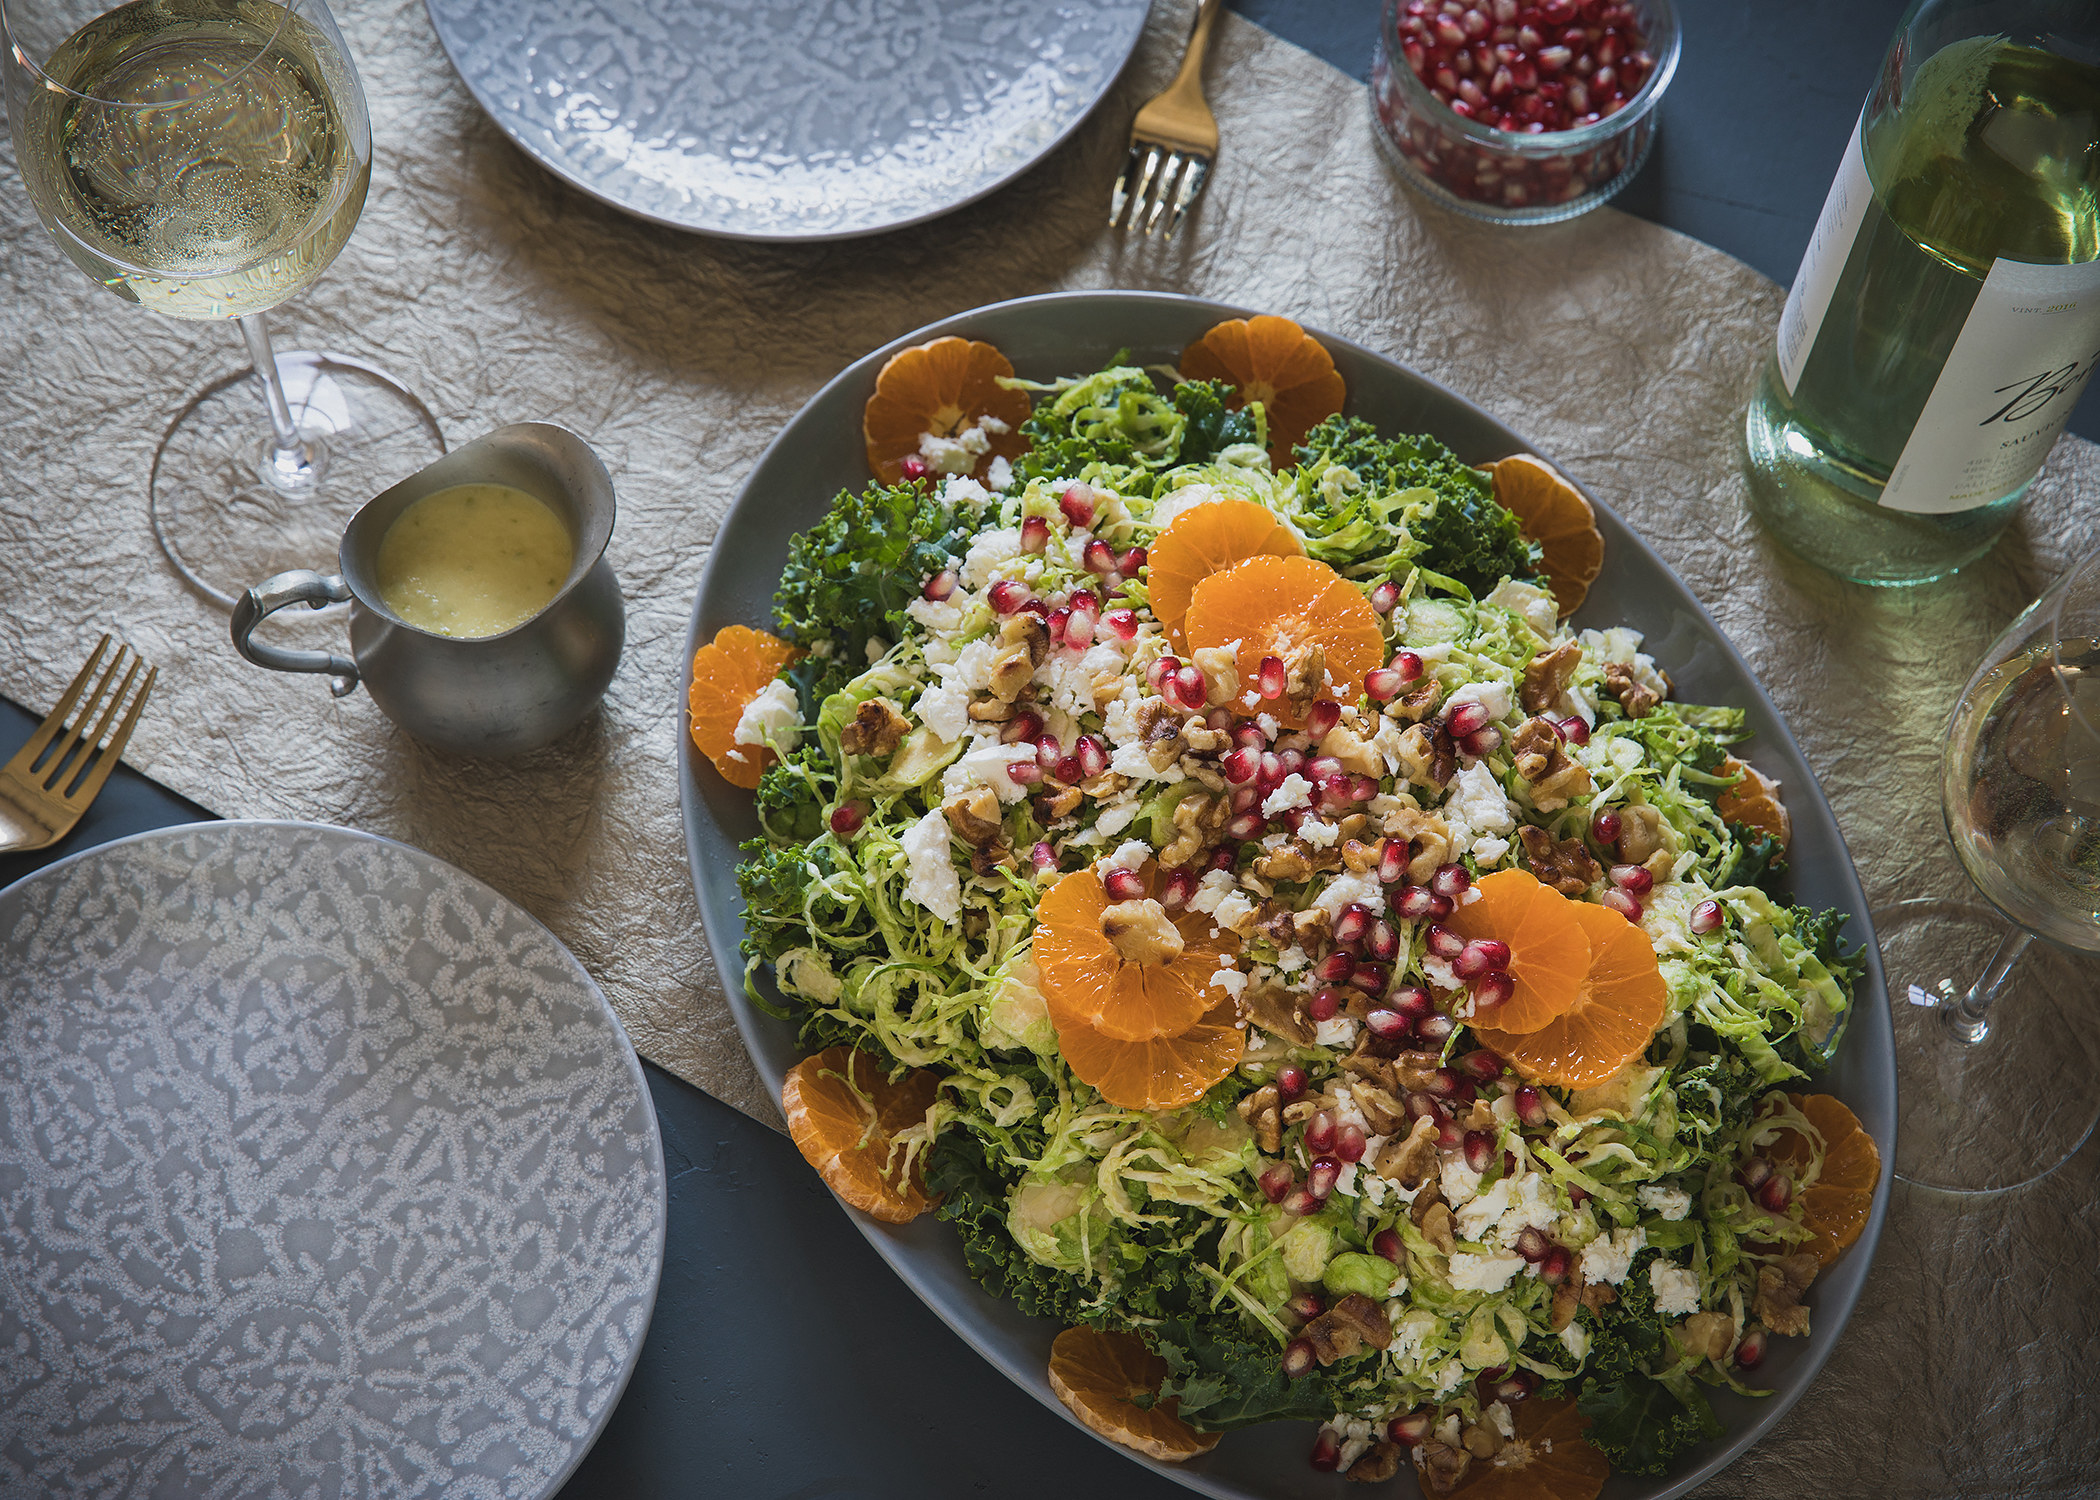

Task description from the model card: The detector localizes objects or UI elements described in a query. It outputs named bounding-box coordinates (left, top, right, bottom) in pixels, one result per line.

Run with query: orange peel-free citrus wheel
left=688, top=624, right=803, bottom=789
left=1427, top=1397, right=1607, bottom=1500
left=863, top=336, right=1032, bottom=485
left=1491, top=454, right=1605, bottom=620
left=1178, top=314, right=1346, bottom=468
left=1716, top=756, right=1793, bottom=853
left=1473, top=899, right=1668, bottom=1089
left=780, top=1046, right=942, bottom=1224
left=1048, top=1326, right=1220, bottom=1463
left=1034, top=869, right=1239, bottom=1042
left=1183, top=554, right=1384, bottom=728
left=1769, top=1093, right=1880, bottom=1266
left=1146, top=497, right=1306, bottom=645
left=1442, top=869, right=1593, bottom=1036
left=1053, top=999, right=1246, bottom=1112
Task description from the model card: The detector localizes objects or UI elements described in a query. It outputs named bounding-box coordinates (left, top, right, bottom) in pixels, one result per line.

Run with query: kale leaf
left=1574, top=1250, right=1723, bottom=1475
left=924, top=1131, right=1098, bottom=1326
left=1172, top=378, right=1266, bottom=466
left=753, top=744, right=830, bottom=845
left=1292, top=416, right=1541, bottom=595
left=734, top=836, right=873, bottom=964
left=1789, top=904, right=1867, bottom=989
left=1717, top=822, right=1788, bottom=892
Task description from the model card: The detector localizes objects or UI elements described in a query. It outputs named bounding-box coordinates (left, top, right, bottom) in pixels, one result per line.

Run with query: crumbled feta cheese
left=1485, top=1401, right=1515, bottom=1440
left=977, top=414, right=1010, bottom=436
left=985, top=454, right=1013, bottom=492
left=1094, top=802, right=1138, bottom=837
left=1559, top=1320, right=1591, bottom=1360
left=732, top=679, right=800, bottom=751
left=960, top=528, right=1023, bottom=588
left=1581, top=1226, right=1647, bottom=1286
left=1472, top=835, right=1510, bottom=867
left=1313, top=869, right=1385, bottom=920
left=949, top=637, right=999, bottom=692
left=1630, top=653, right=1671, bottom=701
left=1455, top=1175, right=1516, bottom=1243
left=1209, top=964, right=1249, bottom=1000
left=942, top=741, right=1030, bottom=804
left=1333, top=1161, right=1361, bottom=1198
left=1314, top=1016, right=1359, bottom=1048
left=900, top=810, right=961, bottom=923
left=1147, top=481, right=1227, bottom=532
left=1109, top=741, right=1171, bottom=783
left=1486, top=579, right=1559, bottom=639
left=1299, top=817, right=1340, bottom=848
left=1649, top=1258, right=1701, bottom=1316
left=1257, top=712, right=1281, bottom=738
left=942, top=475, right=992, bottom=509
left=1446, top=680, right=1513, bottom=723
left=1440, top=1158, right=1483, bottom=1207
left=1102, top=687, right=1143, bottom=746
left=1449, top=762, right=1516, bottom=836
left=864, top=636, right=890, bottom=663
left=1211, top=892, right=1257, bottom=933
left=919, top=424, right=991, bottom=475
left=1276, top=944, right=1309, bottom=973
left=916, top=680, right=969, bottom=743
left=1370, top=719, right=1410, bottom=775
left=1188, top=868, right=1237, bottom=916
left=1098, top=839, right=1152, bottom=875
left=1421, top=954, right=1459, bottom=990
left=1447, top=1250, right=1525, bottom=1293
left=1638, top=1183, right=1692, bottom=1221
left=1261, top=773, right=1314, bottom=816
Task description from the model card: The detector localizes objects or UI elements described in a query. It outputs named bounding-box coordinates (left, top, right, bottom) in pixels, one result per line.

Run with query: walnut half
left=1100, top=899, right=1186, bottom=965
left=1752, top=1252, right=1819, bottom=1338
left=1521, top=640, right=1582, bottom=714
left=1302, top=1293, right=1392, bottom=1365
left=1518, top=824, right=1601, bottom=895
left=839, top=697, right=910, bottom=758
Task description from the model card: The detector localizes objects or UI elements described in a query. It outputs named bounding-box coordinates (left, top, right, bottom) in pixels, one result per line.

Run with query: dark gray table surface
left=4, top=5, right=2094, bottom=1498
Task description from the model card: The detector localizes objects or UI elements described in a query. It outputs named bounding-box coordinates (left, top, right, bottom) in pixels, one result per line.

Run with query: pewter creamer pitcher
left=231, top=423, right=624, bottom=757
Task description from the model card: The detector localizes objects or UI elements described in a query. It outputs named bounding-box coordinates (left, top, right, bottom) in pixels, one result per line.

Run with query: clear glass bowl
left=1370, top=0, right=1681, bottom=225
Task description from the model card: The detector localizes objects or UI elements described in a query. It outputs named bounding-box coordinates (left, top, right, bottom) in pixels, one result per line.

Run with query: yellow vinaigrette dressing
left=375, top=484, right=572, bottom=638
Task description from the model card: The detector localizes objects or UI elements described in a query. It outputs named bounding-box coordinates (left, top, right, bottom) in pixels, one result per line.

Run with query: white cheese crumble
left=1440, top=1158, right=1483, bottom=1208
left=1098, top=839, right=1152, bottom=875
left=1094, top=802, right=1139, bottom=837
left=1449, top=762, right=1517, bottom=836
left=918, top=423, right=992, bottom=475
left=1147, top=481, right=1227, bottom=532
left=1486, top=579, right=1559, bottom=639
left=985, top=454, right=1013, bottom=492
left=732, top=679, right=800, bottom=751
left=1485, top=1401, right=1515, bottom=1441
left=1313, top=1016, right=1359, bottom=1048
left=1421, top=954, right=1459, bottom=991
left=1188, top=868, right=1238, bottom=916
left=1312, top=869, right=1385, bottom=921
left=1211, top=892, right=1257, bottom=933
left=1447, top=1250, right=1525, bottom=1294
left=1581, top=1226, right=1647, bottom=1286
left=941, top=740, right=1030, bottom=805
left=1649, top=1258, right=1701, bottom=1317
left=1299, top=817, right=1340, bottom=848
left=1276, top=944, right=1309, bottom=973
left=1446, top=679, right=1513, bottom=724
left=1209, top=964, right=1249, bottom=1000
left=1559, top=1320, right=1591, bottom=1360
left=915, top=680, right=969, bottom=743
left=1261, top=773, right=1314, bottom=816
left=960, top=528, right=1023, bottom=588
left=1637, top=1183, right=1692, bottom=1221
left=899, top=809, right=961, bottom=923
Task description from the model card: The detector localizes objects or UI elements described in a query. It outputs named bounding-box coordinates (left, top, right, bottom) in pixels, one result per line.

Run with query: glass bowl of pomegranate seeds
left=1371, top=0, right=1681, bottom=224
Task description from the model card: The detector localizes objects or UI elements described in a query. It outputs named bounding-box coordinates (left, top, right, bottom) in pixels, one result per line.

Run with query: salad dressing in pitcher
left=375, top=482, right=571, bottom=638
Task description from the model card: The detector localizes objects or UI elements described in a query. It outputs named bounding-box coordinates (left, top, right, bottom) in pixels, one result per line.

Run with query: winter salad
left=687, top=314, right=1880, bottom=1494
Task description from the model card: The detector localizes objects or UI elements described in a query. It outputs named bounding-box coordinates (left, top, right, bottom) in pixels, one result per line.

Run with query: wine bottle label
left=1880, top=256, right=2100, bottom=514
left=1775, top=117, right=1872, bottom=398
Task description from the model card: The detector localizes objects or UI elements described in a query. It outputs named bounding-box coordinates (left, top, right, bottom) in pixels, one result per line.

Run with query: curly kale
left=924, top=1131, right=1101, bottom=1326
left=772, top=481, right=976, bottom=710
left=1292, top=416, right=1541, bottom=595
left=1788, top=905, right=1867, bottom=990
left=1717, top=823, right=1788, bottom=892
left=734, top=836, right=873, bottom=964
left=1575, top=1252, right=1724, bottom=1475
left=1171, top=377, right=1266, bottom=466
left=753, top=744, right=830, bottom=845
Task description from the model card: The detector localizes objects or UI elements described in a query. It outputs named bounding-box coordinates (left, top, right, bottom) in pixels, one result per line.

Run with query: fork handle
left=231, top=570, right=360, bottom=698
left=1172, top=0, right=1224, bottom=90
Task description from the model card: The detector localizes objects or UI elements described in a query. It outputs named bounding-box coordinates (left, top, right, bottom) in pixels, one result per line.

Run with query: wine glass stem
left=239, top=312, right=321, bottom=496
left=1940, top=926, right=2033, bottom=1045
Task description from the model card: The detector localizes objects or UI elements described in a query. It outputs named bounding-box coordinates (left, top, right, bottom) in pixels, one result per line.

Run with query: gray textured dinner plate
left=0, top=821, right=666, bottom=1500
left=677, top=290, right=1896, bottom=1499
left=424, top=0, right=1153, bottom=241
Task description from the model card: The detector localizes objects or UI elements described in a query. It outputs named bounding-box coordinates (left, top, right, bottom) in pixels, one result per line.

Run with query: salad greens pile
left=724, top=353, right=1865, bottom=1488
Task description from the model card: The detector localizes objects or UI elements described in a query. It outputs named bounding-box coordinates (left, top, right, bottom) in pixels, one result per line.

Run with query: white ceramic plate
left=0, top=821, right=665, bottom=1499
left=425, top=0, right=1153, bottom=241
left=678, top=291, right=1895, bottom=1499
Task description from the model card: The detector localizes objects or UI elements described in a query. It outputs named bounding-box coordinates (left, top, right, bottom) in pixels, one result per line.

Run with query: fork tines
left=1109, top=142, right=1211, bottom=239
left=18, top=635, right=156, bottom=801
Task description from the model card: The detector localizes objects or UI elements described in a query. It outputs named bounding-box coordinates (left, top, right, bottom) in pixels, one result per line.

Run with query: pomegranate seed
left=1558, top=715, right=1591, bottom=745
left=1457, top=1048, right=1503, bottom=1081
left=1568, top=1183, right=1589, bottom=1206
left=1305, top=1110, right=1338, bottom=1155
left=1740, top=1156, right=1774, bottom=1192
left=1083, top=538, right=1118, bottom=574
left=1736, top=1330, right=1768, bottom=1369
left=1389, top=1410, right=1434, bottom=1445
left=1147, top=655, right=1179, bottom=692
left=1425, top=925, right=1467, bottom=960
left=899, top=454, right=929, bottom=480
left=1758, top=1173, right=1793, bottom=1212
left=1350, top=962, right=1390, bottom=994
left=1000, top=710, right=1044, bottom=745
left=1046, top=605, right=1073, bottom=643
left=1103, top=868, right=1146, bottom=902
left=1076, top=735, right=1108, bottom=778
left=1308, top=755, right=1345, bottom=784
left=1205, top=706, right=1234, bottom=733
left=1059, top=484, right=1097, bottom=527
left=1452, top=940, right=1502, bottom=980
left=1610, top=863, right=1654, bottom=893
left=988, top=579, right=1029, bottom=614
left=1287, top=1291, right=1326, bottom=1322
left=1119, top=545, right=1148, bottom=574
left=1494, top=1373, right=1537, bottom=1404
left=1258, top=656, right=1287, bottom=699
left=1334, top=904, right=1372, bottom=944
left=1019, top=515, right=1050, bottom=554
left=1102, top=608, right=1139, bottom=641
left=1305, top=700, right=1342, bottom=741
left=1277, top=1065, right=1308, bottom=1102
left=1056, top=755, right=1083, bottom=783
left=1233, top=723, right=1268, bottom=751
left=1161, top=870, right=1196, bottom=909
left=1375, top=842, right=1407, bottom=885
left=1392, top=651, right=1425, bottom=683
left=1256, top=751, right=1284, bottom=789
left=1601, top=889, right=1643, bottom=922
left=1277, top=747, right=1307, bottom=777
left=1590, top=808, right=1622, bottom=844
left=1448, top=701, right=1491, bottom=738
left=1391, top=984, right=1434, bottom=1019
left=1175, top=664, right=1207, bottom=706
left=1692, top=899, right=1725, bottom=935
left=1463, top=1130, right=1495, bottom=1172
left=1067, top=586, right=1100, bottom=617
left=1030, top=841, right=1058, bottom=874
left=1475, top=939, right=1513, bottom=971
left=1063, top=611, right=1095, bottom=648
left=1416, top=1013, right=1456, bottom=1045
left=1396, top=884, right=1439, bottom=919
left=1307, top=1157, right=1341, bottom=1200
left=1460, top=726, right=1503, bottom=758
left=1513, top=1226, right=1551, bottom=1262
left=1368, top=1230, right=1405, bottom=1269
left=1364, top=1008, right=1409, bottom=1040
left=1306, top=987, right=1342, bottom=1023
left=1365, top=666, right=1404, bottom=701
left=1282, top=1187, right=1318, bottom=1217
left=1006, top=760, right=1043, bottom=785
left=1426, top=1068, right=1473, bottom=1102
left=1225, top=811, right=1264, bottom=841
left=922, top=568, right=957, bottom=601
left=1471, top=972, right=1516, bottom=1009
left=829, top=803, right=865, bottom=837
left=1308, top=1427, right=1340, bottom=1468
left=1337, top=1123, right=1370, bottom=1164
left=1540, top=1245, right=1573, bottom=1285
left=1514, top=1086, right=1548, bottom=1127
left=1404, top=1092, right=1442, bottom=1122
left=1430, top=863, right=1471, bottom=899
left=1367, top=919, right=1400, bottom=962
left=1284, top=1339, right=1319, bottom=1380
left=1370, top=579, right=1401, bottom=613
left=1348, top=774, right=1380, bottom=802
left=1258, top=1162, right=1294, bottom=1202
left=1208, top=846, right=1236, bottom=873
left=1313, top=951, right=1354, bottom=984
left=1036, top=734, right=1062, bottom=770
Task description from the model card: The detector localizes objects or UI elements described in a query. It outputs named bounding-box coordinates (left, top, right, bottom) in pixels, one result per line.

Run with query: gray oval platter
left=677, top=290, right=1896, bottom=1499
left=0, top=821, right=666, bottom=1500
left=425, top=0, right=1153, bottom=241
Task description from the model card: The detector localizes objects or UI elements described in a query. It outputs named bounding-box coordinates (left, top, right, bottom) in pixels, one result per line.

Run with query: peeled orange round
left=1769, top=1093, right=1880, bottom=1266
left=863, top=336, right=1031, bottom=485
left=1442, top=869, right=1593, bottom=1035
left=1179, top=314, right=1346, bottom=467
left=1491, top=454, right=1604, bottom=620
left=1473, top=899, right=1667, bottom=1088
left=780, top=1046, right=942, bottom=1224
left=688, top=624, right=803, bottom=789
left=1183, top=554, right=1384, bottom=728
left=1034, top=869, right=1237, bottom=1042
left=1053, top=1000, right=1246, bottom=1112
left=1049, top=1326, right=1220, bottom=1463
left=1146, top=497, right=1305, bottom=645
left=1417, top=1397, right=1606, bottom=1500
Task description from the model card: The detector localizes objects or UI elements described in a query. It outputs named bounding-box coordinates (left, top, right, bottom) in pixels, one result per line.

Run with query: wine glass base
left=149, top=350, right=445, bottom=610
left=1878, top=897, right=2100, bottom=1195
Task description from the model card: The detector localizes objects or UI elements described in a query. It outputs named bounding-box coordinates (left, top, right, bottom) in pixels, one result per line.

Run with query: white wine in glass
left=2, top=0, right=442, bottom=606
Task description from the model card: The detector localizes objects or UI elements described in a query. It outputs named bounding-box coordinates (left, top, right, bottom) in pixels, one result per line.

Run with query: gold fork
left=0, top=636, right=158, bottom=853
left=1109, top=0, right=1223, bottom=239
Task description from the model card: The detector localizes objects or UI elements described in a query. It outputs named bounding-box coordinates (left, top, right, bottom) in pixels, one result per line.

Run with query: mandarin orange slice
left=1053, top=999, right=1246, bottom=1112
left=688, top=624, right=803, bottom=789
left=1442, top=869, right=1593, bottom=1036
left=1048, top=1326, right=1221, bottom=1463
left=1182, top=554, right=1385, bottom=728
left=863, top=336, right=1032, bottom=485
left=1034, top=869, right=1239, bottom=1042
left=1179, top=314, right=1346, bottom=467
left=1716, top=756, right=1793, bottom=853
left=1146, top=497, right=1306, bottom=645
left=1768, top=1093, right=1880, bottom=1266
left=1428, top=1397, right=1607, bottom=1500
left=780, top=1046, right=942, bottom=1224
left=1473, top=899, right=1668, bottom=1089
left=1491, top=454, right=1605, bottom=620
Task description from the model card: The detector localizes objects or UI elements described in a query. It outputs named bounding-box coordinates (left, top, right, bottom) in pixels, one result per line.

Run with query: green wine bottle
left=1744, top=1, right=2100, bottom=586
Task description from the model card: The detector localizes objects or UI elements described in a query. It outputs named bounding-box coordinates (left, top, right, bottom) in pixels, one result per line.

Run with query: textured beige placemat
left=3, top=7, right=2097, bottom=1491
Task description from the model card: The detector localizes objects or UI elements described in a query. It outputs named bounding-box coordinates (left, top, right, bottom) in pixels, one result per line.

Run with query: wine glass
left=1881, top=544, right=2100, bottom=1194
left=1, top=0, right=442, bottom=608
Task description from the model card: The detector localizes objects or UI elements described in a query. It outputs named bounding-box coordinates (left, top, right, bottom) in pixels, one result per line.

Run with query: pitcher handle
left=230, top=569, right=360, bottom=698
